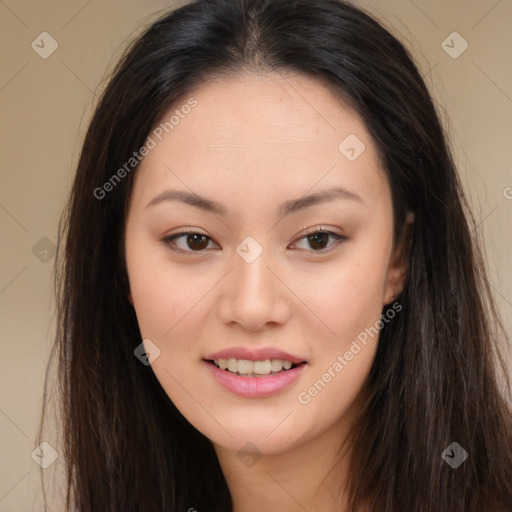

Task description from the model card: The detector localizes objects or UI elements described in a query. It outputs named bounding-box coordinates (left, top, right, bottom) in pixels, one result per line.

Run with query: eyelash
left=161, top=227, right=347, bottom=254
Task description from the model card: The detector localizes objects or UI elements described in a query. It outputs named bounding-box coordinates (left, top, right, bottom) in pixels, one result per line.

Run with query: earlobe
left=128, top=291, right=134, bottom=306
left=384, top=212, right=415, bottom=305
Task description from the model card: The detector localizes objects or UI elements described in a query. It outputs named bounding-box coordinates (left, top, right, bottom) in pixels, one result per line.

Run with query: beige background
left=0, top=0, right=510, bottom=510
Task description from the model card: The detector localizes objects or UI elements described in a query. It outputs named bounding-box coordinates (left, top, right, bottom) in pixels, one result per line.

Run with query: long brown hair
left=37, top=0, right=512, bottom=510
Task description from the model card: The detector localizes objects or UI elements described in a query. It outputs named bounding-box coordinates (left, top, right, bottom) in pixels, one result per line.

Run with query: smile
left=212, top=357, right=298, bottom=377
left=204, top=359, right=309, bottom=398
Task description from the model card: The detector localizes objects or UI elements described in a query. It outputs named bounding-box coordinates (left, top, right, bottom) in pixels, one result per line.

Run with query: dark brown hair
left=37, top=0, right=512, bottom=510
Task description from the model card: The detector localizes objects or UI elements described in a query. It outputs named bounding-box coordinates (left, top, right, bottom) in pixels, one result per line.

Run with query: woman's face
left=124, top=71, right=409, bottom=455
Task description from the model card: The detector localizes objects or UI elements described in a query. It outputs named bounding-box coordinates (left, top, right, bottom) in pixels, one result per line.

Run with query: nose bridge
left=233, top=240, right=276, bottom=305
left=218, top=237, right=291, bottom=329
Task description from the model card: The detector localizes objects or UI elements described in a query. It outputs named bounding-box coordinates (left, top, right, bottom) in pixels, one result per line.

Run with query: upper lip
left=205, top=347, right=307, bottom=364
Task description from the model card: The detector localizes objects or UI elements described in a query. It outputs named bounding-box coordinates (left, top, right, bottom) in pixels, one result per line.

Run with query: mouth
left=203, top=357, right=309, bottom=398
left=205, top=358, right=307, bottom=378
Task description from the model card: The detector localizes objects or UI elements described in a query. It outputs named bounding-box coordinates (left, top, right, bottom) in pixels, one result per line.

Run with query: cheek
left=292, top=257, right=387, bottom=437
left=291, top=240, right=393, bottom=424
left=125, top=240, right=200, bottom=340
left=299, top=249, right=390, bottom=352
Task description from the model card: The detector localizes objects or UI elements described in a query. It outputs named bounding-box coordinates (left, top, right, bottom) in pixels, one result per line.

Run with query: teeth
left=253, top=360, right=271, bottom=374
left=237, top=359, right=253, bottom=374
left=214, top=358, right=296, bottom=376
left=270, top=359, right=283, bottom=372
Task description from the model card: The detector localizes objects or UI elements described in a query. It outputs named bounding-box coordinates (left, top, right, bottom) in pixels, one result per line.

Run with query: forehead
left=132, top=71, right=388, bottom=210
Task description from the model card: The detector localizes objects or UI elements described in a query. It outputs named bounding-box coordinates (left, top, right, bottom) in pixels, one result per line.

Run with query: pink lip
left=204, top=360, right=309, bottom=398
left=204, top=347, right=307, bottom=365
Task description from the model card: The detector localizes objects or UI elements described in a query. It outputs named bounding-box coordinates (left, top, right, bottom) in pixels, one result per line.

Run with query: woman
left=37, top=0, right=512, bottom=510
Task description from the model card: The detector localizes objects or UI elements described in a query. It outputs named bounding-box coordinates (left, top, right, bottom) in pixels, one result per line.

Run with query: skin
left=124, top=71, right=413, bottom=511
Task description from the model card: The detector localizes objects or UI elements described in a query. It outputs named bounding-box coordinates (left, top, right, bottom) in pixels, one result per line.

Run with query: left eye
left=293, top=228, right=347, bottom=251
left=161, top=228, right=346, bottom=253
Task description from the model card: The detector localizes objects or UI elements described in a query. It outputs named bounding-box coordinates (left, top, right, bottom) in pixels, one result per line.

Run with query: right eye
left=161, top=229, right=220, bottom=253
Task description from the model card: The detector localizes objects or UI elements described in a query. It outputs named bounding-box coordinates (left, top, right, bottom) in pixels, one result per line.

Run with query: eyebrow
left=145, top=186, right=364, bottom=217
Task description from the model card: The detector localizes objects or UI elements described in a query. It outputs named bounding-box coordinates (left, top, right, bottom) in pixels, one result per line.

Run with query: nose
left=217, top=248, right=292, bottom=331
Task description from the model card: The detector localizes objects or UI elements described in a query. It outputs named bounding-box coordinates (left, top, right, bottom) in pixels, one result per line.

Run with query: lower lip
left=204, top=360, right=308, bottom=398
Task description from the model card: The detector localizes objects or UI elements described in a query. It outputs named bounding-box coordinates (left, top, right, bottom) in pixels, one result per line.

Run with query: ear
left=383, top=211, right=415, bottom=305
left=127, top=291, right=134, bottom=306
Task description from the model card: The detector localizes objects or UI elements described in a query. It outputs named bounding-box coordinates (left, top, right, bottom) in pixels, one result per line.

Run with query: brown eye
left=162, top=231, right=216, bottom=252
left=294, top=229, right=347, bottom=252
left=308, top=231, right=330, bottom=250
left=184, top=233, right=209, bottom=250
